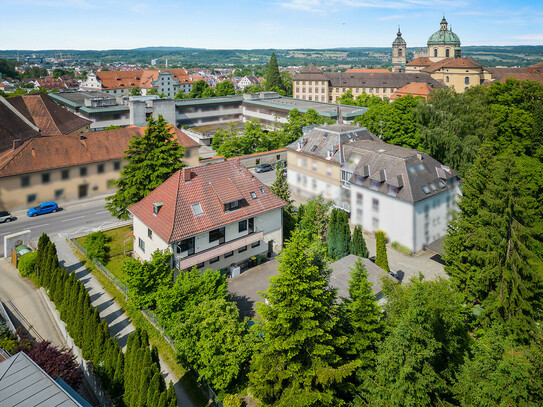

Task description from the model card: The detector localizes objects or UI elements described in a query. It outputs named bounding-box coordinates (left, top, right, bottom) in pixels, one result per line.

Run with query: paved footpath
left=0, top=257, right=66, bottom=349
left=52, top=235, right=198, bottom=407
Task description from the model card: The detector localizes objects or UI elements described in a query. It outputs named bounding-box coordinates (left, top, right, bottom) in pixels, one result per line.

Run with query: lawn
left=76, top=225, right=133, bottom=282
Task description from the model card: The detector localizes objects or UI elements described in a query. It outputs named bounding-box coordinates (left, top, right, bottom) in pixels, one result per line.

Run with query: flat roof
left=175, top=95, right=244, bottom=107
left=49, top=91, right=115, bottom=108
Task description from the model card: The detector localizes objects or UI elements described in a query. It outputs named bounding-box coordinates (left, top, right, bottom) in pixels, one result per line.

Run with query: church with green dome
left=427, top=16, right=461, bottom=61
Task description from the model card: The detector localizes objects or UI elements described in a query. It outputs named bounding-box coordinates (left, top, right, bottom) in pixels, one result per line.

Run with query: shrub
left=85, top=231, right=110, bottom=264
left=391, top=241, right=412, bottom=255
left=375, top=230, right=390, bottom=273
left=223, top=394, right=245, bottom=407
left=18, top=251, right=37, bottom=276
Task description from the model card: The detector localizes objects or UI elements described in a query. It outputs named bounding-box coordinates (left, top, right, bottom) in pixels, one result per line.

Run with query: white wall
left=132, top=215, right=170, bottom=262
left=287, top=167, right=340, bottom=202
left=350, top=184, right=415, bottom=251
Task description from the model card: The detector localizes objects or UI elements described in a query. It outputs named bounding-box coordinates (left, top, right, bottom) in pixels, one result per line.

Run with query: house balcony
left=175, top=231, right=264, bottom=271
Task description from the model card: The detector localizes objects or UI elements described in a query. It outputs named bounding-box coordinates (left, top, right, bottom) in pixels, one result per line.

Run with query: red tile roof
left=422, top=57, right=483, bottom=73
left=0, top=97, right=40, bottom=153
left=0, top=125, right=199, bottom=178
left=390, top=82, right=435, bottom=101
left=6, top=93, right=91, bottom=136
left=406, top=57, right=433, bottom=67
left=346, top=68, right=390, bottom=73
left=128, top=160, right=288, bottom=243
left=91, top=69, right=193, bottom=90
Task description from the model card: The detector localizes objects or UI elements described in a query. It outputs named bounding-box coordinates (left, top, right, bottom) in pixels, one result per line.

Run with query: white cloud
left=278, top=0, right=468, bottom=13
left=512, top=34, right=543, bottom=41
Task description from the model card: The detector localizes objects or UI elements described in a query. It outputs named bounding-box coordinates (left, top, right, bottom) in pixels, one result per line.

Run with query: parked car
left=255, top=163, right=274, bottom=173
left=0, top=210, right=13, bottom=223
left=27, top=201, right=59, bottom=217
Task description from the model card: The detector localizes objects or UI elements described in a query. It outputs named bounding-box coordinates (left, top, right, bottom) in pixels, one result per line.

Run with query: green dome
left=427, top=29, right=460, bottom=45
left=393, top=27, right=406, bottom=45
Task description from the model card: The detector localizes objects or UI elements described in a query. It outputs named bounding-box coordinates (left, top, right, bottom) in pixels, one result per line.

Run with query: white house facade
left=129, top=161, right=287, bottom=275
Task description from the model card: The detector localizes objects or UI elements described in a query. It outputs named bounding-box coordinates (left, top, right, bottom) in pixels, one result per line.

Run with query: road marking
left=95, top=211, right=109, bottom=215
left=61, top=216, right=86, bottom=222
left=31, top=223, right=50, bottom=228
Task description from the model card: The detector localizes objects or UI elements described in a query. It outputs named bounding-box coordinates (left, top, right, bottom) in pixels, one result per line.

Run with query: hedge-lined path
left=52, top=235, right=197, bottom=407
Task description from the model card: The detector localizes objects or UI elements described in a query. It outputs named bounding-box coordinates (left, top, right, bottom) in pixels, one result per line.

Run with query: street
left=0, top=194, right=124, bottom=256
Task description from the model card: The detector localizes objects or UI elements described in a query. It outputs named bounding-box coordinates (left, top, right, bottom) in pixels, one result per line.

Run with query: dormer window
left=250, top=192, right=257, bottom=199
left=153, top=202, right=163, bottom=215
left=224, top=200, right=240, bottom=211
left=259, top=188, right=264, bottom=195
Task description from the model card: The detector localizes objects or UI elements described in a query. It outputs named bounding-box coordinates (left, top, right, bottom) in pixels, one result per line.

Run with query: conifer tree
left=36, top=233, right=50, bottom=279
left=166, top=382, right=177, bottom=407
left=265, top=52, right=282, bottom=91
left=445, top=147, right=543, bottom=342
left=249, top=230, right=359, bottom=405
left=351, top=226, right=369, bottom=258
left=327, top=208, right=339, bottom=258
left=151, top=345, right=160, bottom=369
left=345, top=258, right=384, bottom=369
left=375, top=231, right=390, bottom=273
left=270, top=161, right=296, bottom=240
left=72, top=290, right=87, bottom=346
left=106, top=114, right=185, bottom=220
left=147, top=372, right=162, bottom=407
left=112, top=351, right=124, bottom=397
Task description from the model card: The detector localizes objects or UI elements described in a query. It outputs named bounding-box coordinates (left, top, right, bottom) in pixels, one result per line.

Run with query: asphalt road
left=0, top=194, right=126, bottom=256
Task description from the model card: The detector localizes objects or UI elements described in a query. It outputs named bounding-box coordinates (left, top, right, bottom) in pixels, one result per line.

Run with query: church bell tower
left=392, top=26, right=407, bottom=72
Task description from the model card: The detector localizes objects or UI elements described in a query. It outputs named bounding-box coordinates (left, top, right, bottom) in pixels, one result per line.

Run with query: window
left=224, top=251, right=234, bottom=258
left=464, top=76, right=470, bottom=85
left=114, top=161, right=121, bottom=171
left=372, top=217, right=379, bottom=229
left=434, top=48, right=438, bottom=57
left=42, top=173, right=50, bottom=184
left=371, top=180, right=380, bottom=190
left=256, top=159, right=260, bottom=165
left=225, top=200, right=240, bottom=211
left=21, top=176, right=30, bottom=187
left=259, top=187, right=264, bottom=195
left=357, top=208, right=363, bottom=221
left=372, top=198, right=379, bottom=211
left=209, top=227, right=225, bottom=243
left=210, top=256, right=220, bottom=264
left=138, top=238, right=145, bottom=253
left=249, top=217, right=255, bottom=233
left=327, top=165, right=332, bottom=176
left=27, top=194, right=37, bottom=204
left=446, top=48, right=450, bottom=57
left=312, top=161, right=317, bottom=171
left=399, top=48, right=403, bottom=57
left=191, top=203, right=204, bottom=216
left=97, top=164, right=104, bottom=174
left=148, top=228, right=153, bottom=239
left=80, top=167, right=87, bottom=177
left=238, top=245, right=247, bottom=253
left=357, top=193, right=363, bottom=203
left=302, top=158, right=307, bottom=168
left=251, top=241, right=260, bottom=248
left=61, top=169, right=69, bottom=180
left=239, top=219, right=247, bottom=232
left=55, top=189, right=64, bottom=198
left=388, top=185, right=399, bottom=197
left=446, top=76, right=449, bottom=83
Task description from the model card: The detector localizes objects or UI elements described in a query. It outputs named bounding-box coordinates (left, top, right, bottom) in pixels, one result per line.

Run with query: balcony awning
left=176, top=231, right=264, bottom=270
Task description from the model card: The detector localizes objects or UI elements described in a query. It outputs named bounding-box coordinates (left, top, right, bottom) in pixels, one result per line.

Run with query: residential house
left=390, top=82, right=436, bottom=101
left=485, top=61, right=543, bottom=86
left=285, top=124, right=380, bottom=204
left=0, top=125, right=200, bottom=210
left=80, top=69, right=193, bottom=96
left=238, top=75, right=261, bottom=91
left=128, top=160, right=287, bottom=274
left=342, top=140, right=460, bottom=251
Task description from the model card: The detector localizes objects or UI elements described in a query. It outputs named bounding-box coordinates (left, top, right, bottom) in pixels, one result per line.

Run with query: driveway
left=0, top=257, right=66, bottom=349
left=228, top=258, right=279, bottom=318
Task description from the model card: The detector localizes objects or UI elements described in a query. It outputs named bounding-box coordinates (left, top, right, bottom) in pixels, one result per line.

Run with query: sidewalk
left=0, top=258, right=66, bottom=349
left=51, top=235, right=197, bottom=407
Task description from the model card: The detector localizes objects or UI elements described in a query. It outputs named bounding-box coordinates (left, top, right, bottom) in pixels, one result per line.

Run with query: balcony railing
left=175, top=231, right=264, bottom=271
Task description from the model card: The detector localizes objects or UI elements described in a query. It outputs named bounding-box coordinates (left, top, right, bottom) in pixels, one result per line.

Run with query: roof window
left=310, top=145, right=318, bottom=152
left=259, top=187, right=265, bottom=195
left=251, top=192, right=257, bottom=199
left=422, top=185, right=431, bottom=194
left=191, top=203, right=203, bottom=216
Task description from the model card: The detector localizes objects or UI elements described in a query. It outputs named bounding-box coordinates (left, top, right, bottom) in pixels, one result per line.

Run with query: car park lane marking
left=61, top=216, right=86, bottom=222
left=95, top=211, right=109, bottom=215
left=29, top=223, right=50, bottom=228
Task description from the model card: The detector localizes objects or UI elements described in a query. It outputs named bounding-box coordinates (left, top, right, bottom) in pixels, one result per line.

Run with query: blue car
left=27, top=201, right=59, bottom=217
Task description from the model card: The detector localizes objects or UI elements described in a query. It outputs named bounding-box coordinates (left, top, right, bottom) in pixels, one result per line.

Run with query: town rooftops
left=0, top=125, right=199, bottom=178
left=84, top=69, right=192, bottom=90
left=128, top=160, right=288, bottom=243
left=293, top=64, right=329, bottom=81
left=342, top=140, right=459, bottom=203
left=0, top=351, right=88, bottom=407
left=406, top=57, right=434, bottom=67
left=345, top=69, right=391, bottom=73
left=6, top=92, right=92, bottom=136
left=286, top=124, right=380, bottom=163
left=485, top=67, right=543, bottom=85
left=390, top=82, right=435, bottom=101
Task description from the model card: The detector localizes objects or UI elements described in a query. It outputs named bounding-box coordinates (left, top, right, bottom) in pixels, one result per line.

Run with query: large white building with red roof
left=128, top=160, right=287, bottom=274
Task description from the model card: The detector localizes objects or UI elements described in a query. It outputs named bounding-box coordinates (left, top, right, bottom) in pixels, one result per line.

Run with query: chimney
left=153, top=202, right=163, bottom=215
left=183, top=168, right=192, bottom=182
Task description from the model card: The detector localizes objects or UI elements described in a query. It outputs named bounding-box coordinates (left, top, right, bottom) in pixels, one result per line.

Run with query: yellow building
left=0, top=126, right=200, bottom=211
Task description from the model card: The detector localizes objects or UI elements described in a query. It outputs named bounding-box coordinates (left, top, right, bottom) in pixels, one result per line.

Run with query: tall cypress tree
left=327, top=208, right=339, bottom=258
left=375, top=231, right=390, bottom=273
left=106, top=114, right=185, bottom=220
left=249, top=230, right=359, bottom=405
left=265, top=52, right=282, bottom=91
left=351, top=226, right=369, bottom=258
left=445, top=147, right=543, bottom=342
left=270, top=161, right=296, bottom=240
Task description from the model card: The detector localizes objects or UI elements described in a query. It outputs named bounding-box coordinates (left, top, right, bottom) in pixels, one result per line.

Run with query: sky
left=1, top=0, right=542, bottom=50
